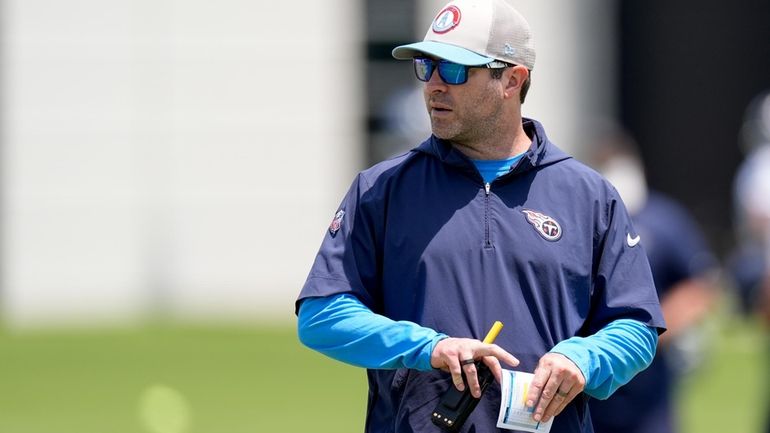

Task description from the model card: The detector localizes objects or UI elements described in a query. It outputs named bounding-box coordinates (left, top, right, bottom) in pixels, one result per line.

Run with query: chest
left=381, top=179, right=595, bottom=275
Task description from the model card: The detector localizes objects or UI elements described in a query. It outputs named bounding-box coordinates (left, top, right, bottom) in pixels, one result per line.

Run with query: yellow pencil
left=482, top=321, right=504, bottom=344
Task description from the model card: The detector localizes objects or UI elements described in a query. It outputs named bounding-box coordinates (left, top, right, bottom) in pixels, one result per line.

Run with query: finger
left=474, top=343, right=519, bottom=368
left=461, top=357, right=482, bottom=398
left=541, top=383, right=572, bottom=422
left=526, top=365, right=550, bottom=409
left=551, top=387, right=581, bottom=420
left=447, top=356, right=465, bottom=392
left=481, top=355, right=503, bottom=383
left=553, top=373, right=586, bottom=418
left=533, top=373, right=562, bottom=422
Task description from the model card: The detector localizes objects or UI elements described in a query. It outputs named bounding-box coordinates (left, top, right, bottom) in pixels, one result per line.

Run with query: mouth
left=429, top=97, right=452, bottom=111
left=430, top=103, right=452, bottom=114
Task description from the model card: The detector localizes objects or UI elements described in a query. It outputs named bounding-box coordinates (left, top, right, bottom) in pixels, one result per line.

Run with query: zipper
left=484, top=182, right=492, bottom=247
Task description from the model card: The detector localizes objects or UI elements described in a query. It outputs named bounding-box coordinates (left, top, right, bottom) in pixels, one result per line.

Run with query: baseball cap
left=392, top=0, right=535, bottom=69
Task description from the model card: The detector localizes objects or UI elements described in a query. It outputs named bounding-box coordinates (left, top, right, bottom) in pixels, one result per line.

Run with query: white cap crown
left=393, top=0, right=535, bottom=69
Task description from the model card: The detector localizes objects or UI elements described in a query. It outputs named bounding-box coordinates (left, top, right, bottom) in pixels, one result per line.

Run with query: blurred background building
left=1, top=0, right=769, bottom=330
left=0, top=0, right=363, bottom=327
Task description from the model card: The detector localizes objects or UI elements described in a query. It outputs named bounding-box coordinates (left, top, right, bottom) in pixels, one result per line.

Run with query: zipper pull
left=484, top=183, right=491, bottom=195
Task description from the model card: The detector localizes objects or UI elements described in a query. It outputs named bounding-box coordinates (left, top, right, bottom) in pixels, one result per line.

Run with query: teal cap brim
left=391, top=40, right=494, bottom=66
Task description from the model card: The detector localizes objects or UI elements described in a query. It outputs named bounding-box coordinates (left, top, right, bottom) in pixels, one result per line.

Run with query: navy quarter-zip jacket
left=298, top=118, right=665, bottom=433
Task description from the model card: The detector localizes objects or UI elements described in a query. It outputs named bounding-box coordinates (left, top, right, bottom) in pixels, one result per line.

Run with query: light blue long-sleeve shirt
left=298, top=293, right=657, bottom=400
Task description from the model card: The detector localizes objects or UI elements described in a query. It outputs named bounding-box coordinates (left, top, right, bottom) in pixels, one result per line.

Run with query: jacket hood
left=413, top=118, right=572, bottom=178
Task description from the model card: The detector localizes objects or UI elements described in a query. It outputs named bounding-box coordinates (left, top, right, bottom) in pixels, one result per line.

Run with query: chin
left=430, top=125, right=456, bottom=140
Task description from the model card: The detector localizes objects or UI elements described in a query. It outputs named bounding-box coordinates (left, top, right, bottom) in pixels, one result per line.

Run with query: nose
left=425, top=67, right=448, bottom=94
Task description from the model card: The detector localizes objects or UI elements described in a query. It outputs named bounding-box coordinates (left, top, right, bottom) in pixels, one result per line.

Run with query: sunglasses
left=413, top=57, right=510, bottom=85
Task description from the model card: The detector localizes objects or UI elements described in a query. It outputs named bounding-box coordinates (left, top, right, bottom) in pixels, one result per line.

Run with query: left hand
left=526, top=352, right=586, bottom=423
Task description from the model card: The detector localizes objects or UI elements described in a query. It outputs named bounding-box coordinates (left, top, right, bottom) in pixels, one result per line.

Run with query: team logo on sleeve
left=521, top=209, right=562, bottom=241
left=329, top=210, right=345, bottom=235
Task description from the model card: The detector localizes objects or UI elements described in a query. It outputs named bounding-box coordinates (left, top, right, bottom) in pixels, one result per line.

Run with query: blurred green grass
left=0, top=324, right=367, bottom=433
left=0, top=315, right=766, bottom=433
left=678, top=315, right=769, bottom=433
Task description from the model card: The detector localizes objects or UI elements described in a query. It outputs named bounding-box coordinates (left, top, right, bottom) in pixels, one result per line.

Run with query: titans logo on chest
left=521, top=209, right=562, bottom=241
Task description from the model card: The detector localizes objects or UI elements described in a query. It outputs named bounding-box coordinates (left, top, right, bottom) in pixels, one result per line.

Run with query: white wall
left=1, top=0, right=363, bottom=327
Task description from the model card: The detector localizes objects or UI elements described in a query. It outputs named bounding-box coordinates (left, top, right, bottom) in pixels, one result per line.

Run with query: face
left=421, top=60, right=507, bottom=144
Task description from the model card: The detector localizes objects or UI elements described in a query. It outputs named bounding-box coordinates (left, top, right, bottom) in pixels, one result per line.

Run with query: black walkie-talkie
left=431, top=321, right=503, bottom=432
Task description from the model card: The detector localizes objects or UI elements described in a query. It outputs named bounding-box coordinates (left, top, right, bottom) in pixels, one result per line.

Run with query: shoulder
left=342, top=148, right=432, bottom=208
left=359, top=151, right=418, bottom=186
left=541, top=151, right=618, bottom=199
left=357, top=144, right=436, bottom=192
left=554, top=156, right=607, bottom=181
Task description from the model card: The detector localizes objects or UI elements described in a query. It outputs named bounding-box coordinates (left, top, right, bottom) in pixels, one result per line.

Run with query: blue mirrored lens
left=413, top=58, right=468, bottom=85
left=437, top=62, right=467, bottom=84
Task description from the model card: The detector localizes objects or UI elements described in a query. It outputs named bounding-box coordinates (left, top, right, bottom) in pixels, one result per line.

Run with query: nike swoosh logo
left=627, top=233, right=641, bottom=247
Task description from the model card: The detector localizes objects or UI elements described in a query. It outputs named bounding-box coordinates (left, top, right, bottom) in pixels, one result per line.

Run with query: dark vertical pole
left=364, top=0, right=419, bottom=165
left=619, top=1, right=770, bottom=255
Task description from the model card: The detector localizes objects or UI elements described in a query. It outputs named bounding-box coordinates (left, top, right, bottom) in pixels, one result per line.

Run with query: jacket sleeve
left=298, top=293, right=447, bottom=371
left=587, top=188, right=667, bottom=334
left=549, top=319, right=658, bottom=399
left=295, top=173, right=383, bottom=314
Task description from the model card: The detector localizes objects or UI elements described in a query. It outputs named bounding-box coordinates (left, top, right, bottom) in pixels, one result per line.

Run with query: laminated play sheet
left=496, top=369, right=554, bottom=432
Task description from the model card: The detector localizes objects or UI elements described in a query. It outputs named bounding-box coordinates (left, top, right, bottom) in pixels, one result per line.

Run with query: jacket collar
left=414, top=118, right=572, bottom=178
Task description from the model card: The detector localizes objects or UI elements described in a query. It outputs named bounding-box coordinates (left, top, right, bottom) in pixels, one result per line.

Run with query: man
left=729, top=90, right=770, bottom=433
left=587, top=127, right=718, bottom=433
left=296, top=1, right=665, bottom=432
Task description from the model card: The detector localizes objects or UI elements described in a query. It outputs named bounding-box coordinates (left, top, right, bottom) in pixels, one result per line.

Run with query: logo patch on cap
left=329, top=210, right=345, bottom=236
left=432, top=5, right=461, bottom=34
left=522, top=209, right=562, bottom=241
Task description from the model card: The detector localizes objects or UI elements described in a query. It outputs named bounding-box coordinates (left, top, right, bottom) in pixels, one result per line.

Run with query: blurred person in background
left=586, top=125, right=720, bottom=433
left=295, top=1, right=666, bottom=432
left=383, top=83, right=432, bottom=149
left=728, top=90, right=770, bottom=433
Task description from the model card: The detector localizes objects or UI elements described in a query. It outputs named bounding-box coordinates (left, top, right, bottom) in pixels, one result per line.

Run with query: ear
left=503, top=66, right=529, bottom=100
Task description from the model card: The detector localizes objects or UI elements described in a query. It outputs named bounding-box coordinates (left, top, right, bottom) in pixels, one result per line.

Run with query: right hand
left=430, top=337, right=519, bottom=398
